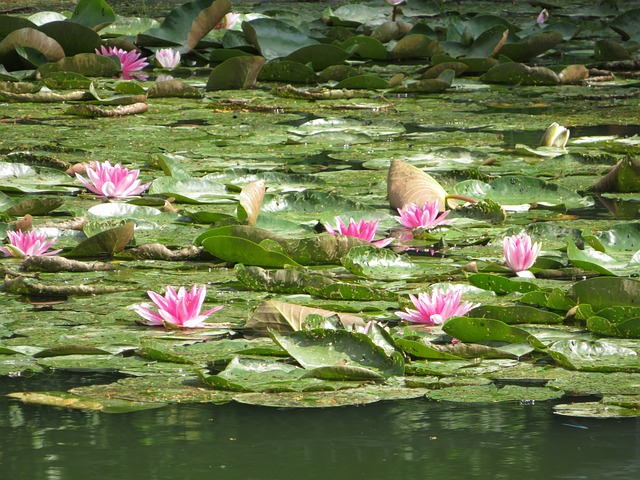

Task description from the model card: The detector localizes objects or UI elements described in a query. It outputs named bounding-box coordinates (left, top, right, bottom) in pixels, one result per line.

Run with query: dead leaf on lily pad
left=387, top=159, right=452, bottom=211
left=237, top=179, right=266, bottom=226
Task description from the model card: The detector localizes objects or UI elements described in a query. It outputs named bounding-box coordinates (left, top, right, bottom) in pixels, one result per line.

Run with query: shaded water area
left=1, top=374, right=639, bottom=480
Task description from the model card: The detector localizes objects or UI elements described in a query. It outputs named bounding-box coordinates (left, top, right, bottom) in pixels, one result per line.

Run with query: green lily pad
left=242, top=18, right=318, bottom=61
left=480, top=62, right=559, bottom=85
left=138, top=0, right=230, bottom=49
left=65, top=222, right=134, bottom=258
left=206, top=55, right=266, bottom=91
left=568, top=277, right=640, bottom=310
left=426, top=384, right=564, bottom=403
left=442, top=316, right=545, bottom=348
left=38, top=52, right=120, bottom=77
left=548, top=339, right=640, bottom=373
left=340, top=35, right=388, bottom=60
left=245, top=299, right=365, bottom=335
left=271, top=329, right=404, bottom=378
left=69, top=0, right=115, bottom=31
left=341, top=245, right=416, bottom=279
left=468, top=274, right=540, bottom=295
left=39, top=21, right=102, bottom=56
left=286, top=44, right=350, bottom=71
left=258, top=59, right=316, bottom=84
left=468, top=305, right=564, bottom=325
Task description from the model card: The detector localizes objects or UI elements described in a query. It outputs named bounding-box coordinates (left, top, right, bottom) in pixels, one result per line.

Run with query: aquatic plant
left=540, top=122, right=570, bottom=148
left=95, top=46, right=149, bottom=77
left=76, top=161, right=151, bottom=199
left=396, top=202, right=452, bottom=230
left=0, top=230, right=62, bottom=258
left=133, top=285, right=223, bottom=328
left=155, top=48, right=181, bottom=69
left=396, top=289, right=479, bottom=325
left=215, top=12, right=241, bottom=29
left=324, top=216, right=393, bottom=247
left=537, top=9, right=549, bottom=24
left=503, top=231, right=541, bottom=277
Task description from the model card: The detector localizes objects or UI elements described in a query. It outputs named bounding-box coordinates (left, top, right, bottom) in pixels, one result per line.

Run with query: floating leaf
left=7, top=391, right=166, bottom=413
left=245, top=299, right=365, bottom=335
left=340, top=35, right=388, bottom=60
left=138, top=0, right=230, bottom=49
left=480, top=62, right=559, bottom=85
left=566, top=237, right=618, bottom=276
left=69, top=0, right=116, bottom=31
left=39, top=21, right=102, bottom=56
left=38, top=52, right=120, bottom=77
left=590, top=157, right=640, bottom=193
left=442, top=316, right=545, bottom=348
left=286, top=44, right=351, bottom=71
left=0, top=28, right=64, bottom=69
left=242, top=18, right=318, bottom=61
left=548, top=339, right=640, bottom=372
left=426, top=384, right=563, bottom=403
left=147, top=80, right=203, bottom=98
left=341, top=245, right=416, bottom=279
left=202, top=235, right=300, bottom=267
left=258, top=59, right=317, bottom=84
left=271, top=329, right=404, bottom=378
left=206, top=55, right=265, bottom=91
left=468, top=273, right=540, bottom=295
left=568, top=277, right=640, bottom=310
left=334, top=74, right=389, bottom=90
left=65, top=222, right=134, bottom=258
left=391, top=34, right=442, bottom=59
left=499, top=32, right=563, bottom=62
left=468, top=305, right=564, bottom=325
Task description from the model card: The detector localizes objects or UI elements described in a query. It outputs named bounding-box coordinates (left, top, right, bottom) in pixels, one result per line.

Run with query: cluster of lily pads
left=1, top=0, right=640, bottom=416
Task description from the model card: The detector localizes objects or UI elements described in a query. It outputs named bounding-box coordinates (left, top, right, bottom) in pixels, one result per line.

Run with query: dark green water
left=1, top=374, right=639, bottom=480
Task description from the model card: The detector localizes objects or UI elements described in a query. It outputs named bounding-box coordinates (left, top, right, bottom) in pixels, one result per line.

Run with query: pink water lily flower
left=503, top=231, right=541, bottom=277
left=76, top=161, right=151, bottom=199
left=95, top=46, right=149, bottom=77
left=396, top=202, right=452, bottom=230
left=537, top=8, right=549, bottom=24
left=396, top=289, right=479, bottom=325
left=133, top=285, right=223, bottom=328
left=0, top=230, right=62, bottom=258
left=155, top=48, right=181, bottom=68
left=214, top=12, right=241, bottom=30
left=324, top=216, right=393, bottom=248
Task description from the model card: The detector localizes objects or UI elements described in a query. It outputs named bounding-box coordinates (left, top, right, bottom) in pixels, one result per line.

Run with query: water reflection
left=1, top=376, right=639, bottom=480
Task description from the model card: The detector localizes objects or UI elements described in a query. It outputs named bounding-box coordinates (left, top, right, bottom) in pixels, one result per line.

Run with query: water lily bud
left=540, top=122, right=570, bottom=148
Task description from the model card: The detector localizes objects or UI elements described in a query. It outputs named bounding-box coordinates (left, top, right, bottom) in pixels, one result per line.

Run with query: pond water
left=1, top=374, right=639, bottom=480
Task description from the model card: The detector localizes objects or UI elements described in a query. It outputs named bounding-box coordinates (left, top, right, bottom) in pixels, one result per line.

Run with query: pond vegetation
left=1, top=0, right=640, bottom=417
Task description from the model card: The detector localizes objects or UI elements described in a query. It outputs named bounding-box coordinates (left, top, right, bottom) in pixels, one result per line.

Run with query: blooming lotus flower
left=155, top=48, right=181, bottom=69
left=133, top=285, right=223, bottom=328
left=396, top=202, right=452, bottom=230
left=537, top=9, right=549, bottom=24
left=76, top=161, right=151, bottom=199
left=95, top=46, right=148, bottom=77
left=540, top=122, right=570, bottom=148
left=0, top=230, right=62, bottom=258
left=396, top=289, right=479, bottom=325
left=214, top=12, right=241, bottom=30
left=503, top=231, right=541, bottom=277
left=324, top=216, right=393, bottom=248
